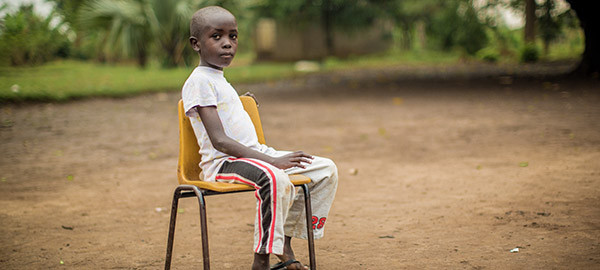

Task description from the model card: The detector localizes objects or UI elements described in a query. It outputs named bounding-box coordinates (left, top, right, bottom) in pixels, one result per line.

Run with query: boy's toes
left=289, top=261, right=308, bottom=270
left=270, top=260, right=308, bottom=270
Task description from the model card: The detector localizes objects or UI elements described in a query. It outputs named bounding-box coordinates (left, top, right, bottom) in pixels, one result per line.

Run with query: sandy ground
left=1, top=63, right=599, bottom=269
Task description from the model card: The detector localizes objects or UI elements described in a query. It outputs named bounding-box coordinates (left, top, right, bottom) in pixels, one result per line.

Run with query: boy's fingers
left=301, top=158, right=312, bottom=164
left=293, top=151, right=313, bottom=159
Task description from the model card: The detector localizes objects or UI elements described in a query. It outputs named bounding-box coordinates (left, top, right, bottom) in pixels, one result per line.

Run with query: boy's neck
left=198, top=64, right=224, bottom=73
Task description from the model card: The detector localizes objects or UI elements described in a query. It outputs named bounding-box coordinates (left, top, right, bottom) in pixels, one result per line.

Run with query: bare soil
left=1, top=62, right=599, bottom=269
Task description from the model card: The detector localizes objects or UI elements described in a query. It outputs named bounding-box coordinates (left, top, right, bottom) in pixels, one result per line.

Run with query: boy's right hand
left=271, top=151, right=313, bottom=170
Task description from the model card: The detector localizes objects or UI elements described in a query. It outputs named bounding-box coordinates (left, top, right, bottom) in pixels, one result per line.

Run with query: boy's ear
left=190, top=36, right=200, bottom=52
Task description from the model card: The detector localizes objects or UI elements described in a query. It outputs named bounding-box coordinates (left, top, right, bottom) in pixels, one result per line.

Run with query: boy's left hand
left=271, top=151, right=314, bottom=170
left=242, top=92, right=259, bottom=107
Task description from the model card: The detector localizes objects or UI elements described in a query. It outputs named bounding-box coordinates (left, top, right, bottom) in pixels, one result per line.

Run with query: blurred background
left=0, top=0, right=596, bottom=102
left=1, top=2, right=599, bottom=269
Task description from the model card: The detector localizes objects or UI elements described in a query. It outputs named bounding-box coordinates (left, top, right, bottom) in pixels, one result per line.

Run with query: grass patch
left=0, top=59, right=298, bottom=102
left=1, top=46, right=578, bottom=102
left=0, top=61, right=190, bottom=101
left=324, top=50, right=461, bottom=70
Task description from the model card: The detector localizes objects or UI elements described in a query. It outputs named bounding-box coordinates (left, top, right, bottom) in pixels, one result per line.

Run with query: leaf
left=392, top=97, right=404, bottom=106
left=66, top=175, right=74, bottom=181
left=519, top=162, right=529, bottom=167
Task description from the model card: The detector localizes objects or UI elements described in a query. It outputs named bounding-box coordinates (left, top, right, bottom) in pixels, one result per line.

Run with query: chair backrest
left=177, top=96, right=265, bottom=184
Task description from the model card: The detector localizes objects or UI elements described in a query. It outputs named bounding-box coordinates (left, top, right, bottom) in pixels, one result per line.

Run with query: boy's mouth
left=220, top=53, right=234, bottom=59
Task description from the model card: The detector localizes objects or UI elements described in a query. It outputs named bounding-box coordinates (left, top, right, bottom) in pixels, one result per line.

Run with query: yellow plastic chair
left=165, top=97, right=316, bottom=270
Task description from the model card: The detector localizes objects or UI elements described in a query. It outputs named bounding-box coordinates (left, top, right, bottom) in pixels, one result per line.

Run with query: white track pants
left=215, top=150, right=338, bottom=255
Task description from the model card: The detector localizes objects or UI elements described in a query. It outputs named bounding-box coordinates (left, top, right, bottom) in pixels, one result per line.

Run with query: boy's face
left=191, top=14, right=238, bottom=70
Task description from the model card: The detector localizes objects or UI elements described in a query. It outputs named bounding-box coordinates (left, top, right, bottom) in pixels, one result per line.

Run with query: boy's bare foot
left=274, top=236, right=308, bottom=270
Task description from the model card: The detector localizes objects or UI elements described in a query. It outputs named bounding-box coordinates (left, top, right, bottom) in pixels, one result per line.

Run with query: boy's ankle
left=252, top=253, right=270, bottom=270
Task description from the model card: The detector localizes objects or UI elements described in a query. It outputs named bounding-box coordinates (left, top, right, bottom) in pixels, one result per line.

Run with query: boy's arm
left=196, top=105, right=313, bottom=170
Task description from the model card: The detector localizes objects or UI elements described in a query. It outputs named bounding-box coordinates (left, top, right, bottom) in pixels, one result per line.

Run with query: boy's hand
left=271, top=151, right=313, bottom=170
left=242, top=91, right=259, bottom=107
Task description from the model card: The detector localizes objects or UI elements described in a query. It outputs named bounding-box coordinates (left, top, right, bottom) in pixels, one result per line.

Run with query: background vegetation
left=0, top=0, right=585, bottom=102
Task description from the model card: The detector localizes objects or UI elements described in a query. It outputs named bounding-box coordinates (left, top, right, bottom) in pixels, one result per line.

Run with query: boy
left=181, top=6, right=338, bottom=270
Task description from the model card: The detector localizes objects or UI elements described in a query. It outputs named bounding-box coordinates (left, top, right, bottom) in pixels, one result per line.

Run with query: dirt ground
left=1, top=62, right=599, bottom=269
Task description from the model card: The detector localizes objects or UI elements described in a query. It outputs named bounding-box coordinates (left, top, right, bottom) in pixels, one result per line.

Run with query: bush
left=0, top=5, right=70, bottom=66
left=427, top=0, right=488, bottom=55
left=476, top=47, right=500, bottom=63
left=520, top=44, right=539, bottom=63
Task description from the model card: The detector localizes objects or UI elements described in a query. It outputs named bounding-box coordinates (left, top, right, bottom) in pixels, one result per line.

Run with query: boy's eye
left=212, top=33, right=221, bottom=40
left=230, top=34, right=237, bottom=40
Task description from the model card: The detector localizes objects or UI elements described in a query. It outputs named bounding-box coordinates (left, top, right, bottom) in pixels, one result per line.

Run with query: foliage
left=520, top=43, right=539, bottom=62
left=476, top=47, right=500, bottom=62
left=537, top=0, right=560, bottom=48
left=0, top=59, right=297, bottom=101
left=427, top=0, right=488, bottom=55
left=79, top=0, right=205, bottom=67
left=254, top=0, right=385, bottom=55
left=46, top=0, right=89, bottom=58
left=0, top=50, right=464, bottom=102
left=255, top=0, right=380, bottom=29
left=0, top=5, right=70, bottom=66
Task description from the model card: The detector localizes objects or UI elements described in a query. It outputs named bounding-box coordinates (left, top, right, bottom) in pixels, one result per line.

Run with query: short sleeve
left=182, top=74, right=218, bottom=118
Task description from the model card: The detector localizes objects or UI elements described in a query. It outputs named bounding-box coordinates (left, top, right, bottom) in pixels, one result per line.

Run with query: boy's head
left=189, top=6, right=238, bottom=70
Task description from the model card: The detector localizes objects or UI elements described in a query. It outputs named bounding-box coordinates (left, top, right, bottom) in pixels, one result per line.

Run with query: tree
left=564, top=0, right=600, bottom=75
left=523, top=0, right=535, bottom=43
left=47, top=0, right=87, bottom=57
left=537, top=0, right=561, bottom=56
left=379, top=0, right=444, bottom=50
left=427, top=0, right=488, bottom=55
left=80, top=0, right=200, bottom=67
left=255, top=0, right=383, bottom=57
left=0, top=4, right=70, bottom=66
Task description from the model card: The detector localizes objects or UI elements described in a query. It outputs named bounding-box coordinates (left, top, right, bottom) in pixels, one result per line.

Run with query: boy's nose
left=222, top=39, right=232, bottom=48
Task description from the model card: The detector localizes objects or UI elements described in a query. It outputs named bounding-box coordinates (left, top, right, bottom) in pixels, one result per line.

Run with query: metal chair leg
left=165, top=186, right=211, bottom=270
left=191, top=186, right=210, bottom=270
left=165, top=186, right=183, bottom=270
left=301, top=184, right=316, bottom=270
left=166, top=184, right=314, bottom=270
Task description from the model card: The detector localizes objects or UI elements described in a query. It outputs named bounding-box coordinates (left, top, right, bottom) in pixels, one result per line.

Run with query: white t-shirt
left=182, top=66, right=268, bottom=181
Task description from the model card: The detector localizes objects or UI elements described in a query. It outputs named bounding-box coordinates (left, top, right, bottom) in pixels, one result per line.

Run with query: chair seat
left=185, top=174, right=311, bottom=193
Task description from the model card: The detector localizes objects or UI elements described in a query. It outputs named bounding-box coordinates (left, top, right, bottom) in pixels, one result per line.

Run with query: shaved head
left=190, top=6, right=236, bottom=39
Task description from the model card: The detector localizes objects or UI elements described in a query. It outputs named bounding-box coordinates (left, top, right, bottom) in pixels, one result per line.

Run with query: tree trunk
left=322, top=0, right=334, bottom=57
left=400, top=21, right=412, bottom=50
left=524, top=0, right=536, bottom=43
left=137, top=47, right=147, bottom=68
left=566, top=0, right=600, bottom=75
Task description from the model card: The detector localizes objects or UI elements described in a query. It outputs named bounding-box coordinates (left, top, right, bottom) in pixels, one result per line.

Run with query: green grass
left=0, top=59, right=299, bottom=102
left=1, top=61, right=188, bottom=101
left=323, top=50, right=461, bottom=70
left=0, top=44, right=581, bottom=102
left=0, top=50, right=462, bottom=102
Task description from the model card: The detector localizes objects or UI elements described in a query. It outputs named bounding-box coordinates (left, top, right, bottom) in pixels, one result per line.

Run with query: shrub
left=476, top=47, right=500, bottom=63
left=520, top=44, right=539, bottom=63
left=0, top=5, right=70, bottom=66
